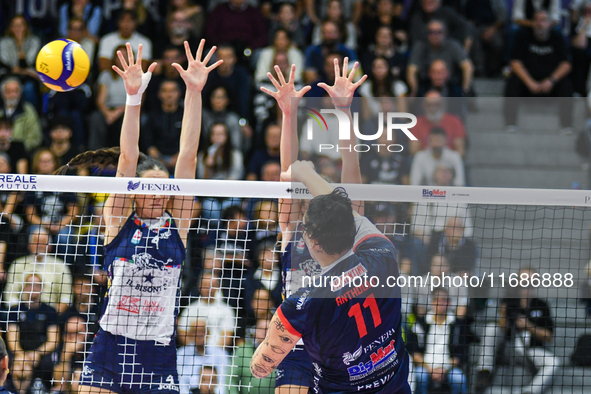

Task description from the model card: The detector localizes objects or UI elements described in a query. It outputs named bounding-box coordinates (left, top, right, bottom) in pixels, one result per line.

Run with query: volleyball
left=36, top=39, right=90, bottom=92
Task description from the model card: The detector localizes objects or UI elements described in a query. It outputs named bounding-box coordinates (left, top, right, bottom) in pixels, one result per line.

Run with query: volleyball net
left=0, top=175, right=589, bottom=393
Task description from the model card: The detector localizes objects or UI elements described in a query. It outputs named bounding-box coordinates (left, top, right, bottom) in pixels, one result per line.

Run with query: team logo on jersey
left=131, top=252, right=173, bottom=273
left=158, top=375, right=179, bottom=391
left=300, top=259, right=321, bottom=276
left=342, top=345, right=363, bottom=365
left=347, top=340, right=397, bottom=381
left=296, top=239, right=306, bottom=253
left=131, top=229, right=142, bottom=244
left=117, top=295, right=140, bottom=314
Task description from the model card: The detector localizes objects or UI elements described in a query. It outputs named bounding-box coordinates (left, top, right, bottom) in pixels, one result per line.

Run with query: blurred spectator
left=504, top=10, right=572, bottom=133
left=465, top=0, right=507, bottom=77
left=305, top=0, right=363, bottom=26
left=413, top=254, right=469, bottom=318
left=141, top=79, right=183, bottom=173
left=407, top=287, right=470, bottom=394
left=0, top=117, right=28, bottom=174
left=267, top=3, right=306, bottom=49
left=198, top=365, right=220, bottom=394
left=251, top=201, right=279, bottom=243
left=358, top=0, right=408, bottom=53
left=312, top=0, right=358, bottom=50
left=51, top=315, right=88, bottom=394
left=197, top=123, right=244, bottom=180
left=428, top=216, right=476, bottom=275
left=255, top=29, right=305, bottom=85
left=358, top=56, right=408, bottom=116
left=246, top=240, right=281, bottom=307
left=24, top=148, right=79, bottom=238
left=58, top=0, right=102, bottom=41
left=97, top=9, right=152, bottom=72
left=0, top=77, right=42, bottom=153
left=156, top=7, right=201, bottom=56
left=66, top=18, right=96, bottom=64
left=570, top=0, right=591, bottom=96
left=88, top=45, right=127, bottom=149
left=230, top=319, right=275, bottom=394
left=4, top=0, right=60, bottom=41
left=203, top=45, right=251, bottom=120
left=46, top=116, right=82, bottom=169
left=44, top=81, right=91, bottom=151
left=0, top=16, right=41, bottom=108
left=202, top=87, right=250, bottom=155
left=360, top=130, right=411, bottom=185
left=259, top=161, right=281, bottom=182
left=145, top=46, right=186, bottom=112
left=407, top=19, right=473, bottom=97
left=178, top=271, right=236, bottom=350
left=410, top=127, right=465, bottom=186
left=177, top=319, right=230, bottom=394
left=474, top=267, right=559, bottom=394
left=4, top=347, right=50, bottom=394
left=0, top=153, right=20, bottom=249
left=408, top=0, right=472, bottom=50
left=205, top=0, right=268, bottom=50
left=512, top=0, right=561, bottom=27
left=100, top=0, right=162, bottom=42
left=167, top=0, right=205, bottom=39
left=217, top=205, right=254, bottom=263
left=6, top=273, right=59, bottom=376
left=417, top=60, right=465, bottom=110
left=360, top=26, right=407, bottom=82
left=410, top=91, right=466, bottom=157
left=58, top=273, right=100, bottom=333
left=304, top=20, right=358, bottom=83
left=3, top=226, right=73, bottom=314
left=247, top=124, right=280, bottom=180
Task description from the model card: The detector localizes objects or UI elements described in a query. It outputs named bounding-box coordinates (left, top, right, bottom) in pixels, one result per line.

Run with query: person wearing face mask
left=410, top=127, right=465, bottom=186
left=410, top=90, right=466, bottom=157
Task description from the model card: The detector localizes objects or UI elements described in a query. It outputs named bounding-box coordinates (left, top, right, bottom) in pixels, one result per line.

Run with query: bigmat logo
left=422, top=189, right=447, bottom=199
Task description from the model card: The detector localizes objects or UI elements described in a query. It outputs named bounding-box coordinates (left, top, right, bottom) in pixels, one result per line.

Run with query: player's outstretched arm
left=261, top=64, right=311, bottom=248
left=105, top=43, right=156, bottom=239
left=318, top=57, right=366, bottom=214
left=282, top=160, right=335, bottom=198
left=250, top=312, right=300, bottom=379
left=171, top=40, right=222, bottom=242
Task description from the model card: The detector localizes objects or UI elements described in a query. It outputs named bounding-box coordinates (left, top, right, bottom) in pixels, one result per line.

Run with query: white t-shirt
left=98, top=31, right=153, bottom=61
left=178, top=294, right=237, bottom=349
left=423, top=312, right=454, bottom=370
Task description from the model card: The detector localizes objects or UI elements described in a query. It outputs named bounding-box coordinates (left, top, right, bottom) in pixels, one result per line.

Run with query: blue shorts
left=275, top=345, right=312, bottom=388
left=79, top=329, right=179, bottom=394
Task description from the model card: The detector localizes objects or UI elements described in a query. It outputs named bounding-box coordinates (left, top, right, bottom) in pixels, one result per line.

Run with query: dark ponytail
left=54, top=147, right=169, bottom=177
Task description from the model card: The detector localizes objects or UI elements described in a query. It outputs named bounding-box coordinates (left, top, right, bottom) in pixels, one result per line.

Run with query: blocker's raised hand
left=260, top=64, right=311, bottom=114
left=173, top=39, right=223, bottom=92
left=112, top=43, right=157, bottom=96
left=318, top=57, right=367, bottom=108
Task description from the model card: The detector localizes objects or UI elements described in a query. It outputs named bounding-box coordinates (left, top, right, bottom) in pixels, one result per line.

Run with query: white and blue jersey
left=277, top=216, right=410, bottom=394
left=81, top=211, right=184, bottom=394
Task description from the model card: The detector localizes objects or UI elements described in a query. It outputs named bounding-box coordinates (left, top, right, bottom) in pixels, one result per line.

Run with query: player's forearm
left=294, top=164, right=334, bottom=197
left=250, top=313, right=298, bottom=378
left=280, top=111, right=298, bottom=172
left=118, top=105, right=141, bottom=177
left=338, top=108, right=362, bottom=184
left=175, top=90, right=202, bottom=179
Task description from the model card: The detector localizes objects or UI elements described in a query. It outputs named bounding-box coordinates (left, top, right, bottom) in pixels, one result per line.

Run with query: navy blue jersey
left=278, top=216, right=408, bottom=393
left=281, top=224, right=322, bottom=300
left=99, top=212, right=185, bottom=345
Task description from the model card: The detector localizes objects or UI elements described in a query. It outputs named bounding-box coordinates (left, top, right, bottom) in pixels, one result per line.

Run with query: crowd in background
left=0, top=0, right=583, bottom=393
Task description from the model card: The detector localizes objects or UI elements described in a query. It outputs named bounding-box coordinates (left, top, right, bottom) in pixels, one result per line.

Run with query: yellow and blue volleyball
left=36, top=39, right=90, bottom=92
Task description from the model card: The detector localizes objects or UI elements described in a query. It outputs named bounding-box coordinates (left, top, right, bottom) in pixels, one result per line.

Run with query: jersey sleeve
left=276, top=291, right=310, bottom=338
left=352, top=215, right=393, bottom=252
